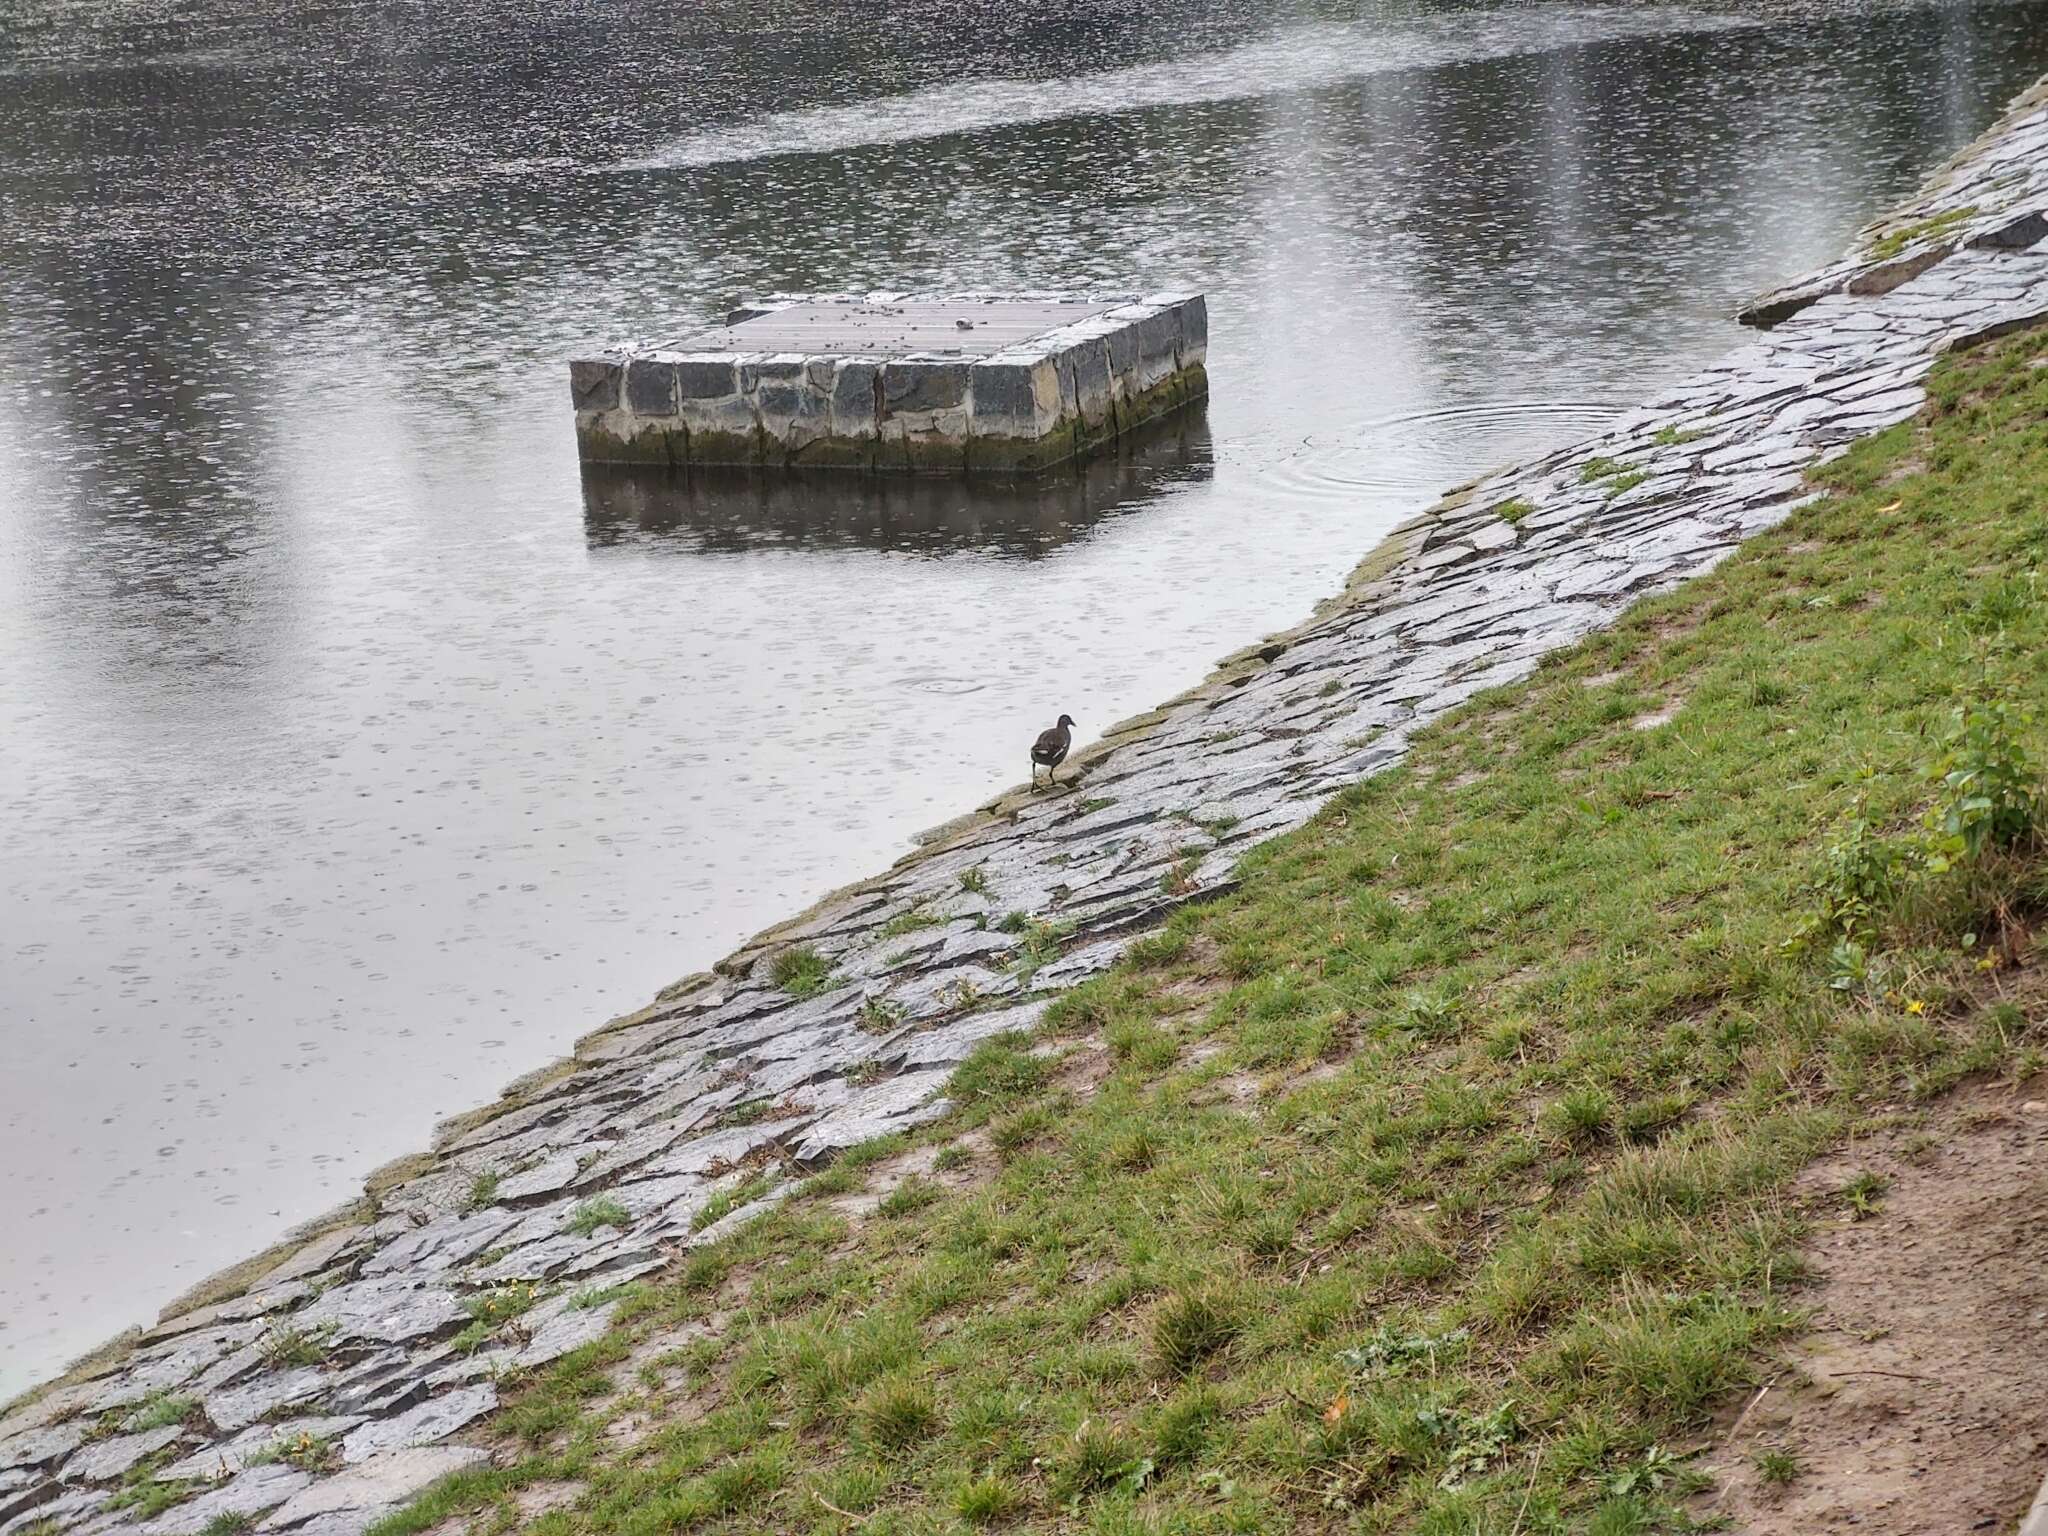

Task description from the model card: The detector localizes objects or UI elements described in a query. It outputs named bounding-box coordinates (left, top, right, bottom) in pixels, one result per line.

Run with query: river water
left=3, top=0, right=2045, bottom=1396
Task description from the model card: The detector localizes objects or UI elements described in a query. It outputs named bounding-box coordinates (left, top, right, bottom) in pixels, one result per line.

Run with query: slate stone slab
left=0, top=1419, right=86, bottom=1475
left=296, top=1275, right=464, bottom=1346
left=0, top=1487, right=105, bottom=1536
left=138, top=1464, right=315, bottom=1536
left=338, top=1386, right=495, bottom=1464
left=259, top=1447, right=489, bottom=1533
left=67, top=1425, right=186, bottom=1485
left=203, top=1366, right=335, bottom=1434
left=161, top=1417, right=366, bottom=1482
left=790, top=1071, right=955, bottom=1165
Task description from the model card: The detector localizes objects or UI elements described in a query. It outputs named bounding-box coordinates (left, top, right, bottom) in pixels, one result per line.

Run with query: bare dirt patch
left=1702, top=1077, right=2048, bottom=1533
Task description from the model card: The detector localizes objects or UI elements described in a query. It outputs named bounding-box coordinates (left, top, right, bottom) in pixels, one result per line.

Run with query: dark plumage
left=1030, top=714, right=1075, bottom=789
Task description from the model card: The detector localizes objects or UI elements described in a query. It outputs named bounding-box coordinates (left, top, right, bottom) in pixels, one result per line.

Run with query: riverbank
left=6, top=72, right=2048, bottom=1536
left=397, top=319, right=2048, bottom=1534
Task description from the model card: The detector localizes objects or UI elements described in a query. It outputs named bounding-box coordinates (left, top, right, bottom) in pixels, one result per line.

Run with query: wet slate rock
left=0, top=1418, right=86, bottom=1475
left=338, top=1385, right=496, bottom=1464
left=67, top=1425, right=187, bottom=1485
left=139, top=1464, right=315, bottom=1536
left=295, top=1275, right=465, bottom=1347
left=161, top=1417, right=366, bottom=1483
left=204, top=1367, right=332, bottom=1434
left=259, top=1446, right=489, bottom=1534
left=791, top=1071, right=955, bottom=1165
left=0, top=1487, right=105, bottom=1536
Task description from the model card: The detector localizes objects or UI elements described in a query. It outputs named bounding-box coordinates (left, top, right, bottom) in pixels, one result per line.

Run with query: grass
left=1755, top=1445, right=1803, bottom=1486
left=250, top=1429, right=341, bottom=1472
left=879, top=907, right=944, bottom=941
left=466, top=1171, right=502, bottom=1211
left=1869, top=204, right=1977, bottom=260
left=104, top=1453, right=196, bottom=1520
left=1495, top=498, right=1536, bottom=525
left=772, top=946, right=836, bottom=999
left=1580, top=457, right=1650, bottom=497
left=128, top=1392, right=200, bottom=1432
left=566, top=1197, right=631, bottom=1237
left=374, top=328, right=2048, bottom=1535
left=692, top=1173, right=781, bottom=1233
left=257, top=1323, right=335, bottom=1370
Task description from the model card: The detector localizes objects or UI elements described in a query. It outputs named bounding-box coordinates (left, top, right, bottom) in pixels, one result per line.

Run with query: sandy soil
left=1703, top=1079, right=2048, bottom=1533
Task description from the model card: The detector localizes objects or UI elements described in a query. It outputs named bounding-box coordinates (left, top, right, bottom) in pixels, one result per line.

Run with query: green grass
left=128, top=1392, right=200, bottom=1432
left=104, top=1453, right=196, bottom=1520
left=1870, top=204, right=1977, bottom=261
left=772, top=946, right=836, bottom=999
left=376, top=328, right=2048, bottom=1535
left=566, top=1197, right=631, bottom=1237
left=257, top=1323, right=335, bottom=1370
left=465, top=1171, right=502, bottom=1211
left=1755, top=1445, right=1803, bottom=1485
left=879, top=907, right=943, bottom=941
left=249, top=1430, right=341, bottom=1472
left=1495, top=498, right=1536, bottom=525
left=1580, top=457, right=1650, bottom=497
left=692, top=1173, right=781, bottom=1233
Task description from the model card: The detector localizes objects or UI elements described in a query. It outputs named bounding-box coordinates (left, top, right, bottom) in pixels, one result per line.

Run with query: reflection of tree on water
left=580, top=410, right=1213, bottom=560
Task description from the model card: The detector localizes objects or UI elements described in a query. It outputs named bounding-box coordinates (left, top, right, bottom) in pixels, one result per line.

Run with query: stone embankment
left=8, top=74, right=2048, bottom=1536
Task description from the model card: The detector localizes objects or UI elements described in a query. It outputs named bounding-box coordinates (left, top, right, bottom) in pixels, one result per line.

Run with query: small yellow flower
left=1906, top=999, right=1926, bottom=1016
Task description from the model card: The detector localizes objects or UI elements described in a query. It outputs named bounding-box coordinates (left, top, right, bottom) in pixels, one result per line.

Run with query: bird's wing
left=1031, top=727, right=1063, bottom=757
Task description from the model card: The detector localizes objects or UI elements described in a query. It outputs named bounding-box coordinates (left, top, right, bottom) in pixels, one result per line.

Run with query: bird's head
left=1057, top=714, right=1075, bottom=729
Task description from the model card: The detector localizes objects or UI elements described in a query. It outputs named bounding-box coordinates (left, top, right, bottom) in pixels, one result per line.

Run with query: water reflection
left=581, top=414, right=1214, bottom=558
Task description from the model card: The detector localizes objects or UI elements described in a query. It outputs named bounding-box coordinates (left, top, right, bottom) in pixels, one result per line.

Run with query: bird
left=1030, top=714, right=1075, bottom=789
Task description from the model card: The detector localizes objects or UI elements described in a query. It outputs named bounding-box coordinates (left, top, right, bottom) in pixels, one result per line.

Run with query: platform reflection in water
left=581, top=411, right=1214, bottom=559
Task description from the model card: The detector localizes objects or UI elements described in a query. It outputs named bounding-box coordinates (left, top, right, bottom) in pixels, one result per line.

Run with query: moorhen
left=1030, top=714, right=1075, bottom=789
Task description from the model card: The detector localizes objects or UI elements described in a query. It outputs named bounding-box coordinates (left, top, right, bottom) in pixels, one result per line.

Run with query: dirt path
left=1705, top=1079, right=2048, bottom=1533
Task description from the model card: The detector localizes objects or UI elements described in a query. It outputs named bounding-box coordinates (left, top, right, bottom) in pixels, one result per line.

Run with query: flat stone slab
left=570, top=290, right=1208, bottom=475
left=670, top=298, right=1118, bottom=357
left=259, top=1447, right=488, bottom=1534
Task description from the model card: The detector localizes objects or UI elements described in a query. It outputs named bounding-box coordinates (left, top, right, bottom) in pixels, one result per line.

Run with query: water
left=2, top=0, right=2044, bottom=1398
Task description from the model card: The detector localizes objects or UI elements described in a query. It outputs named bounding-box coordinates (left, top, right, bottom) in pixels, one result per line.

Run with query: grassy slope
left=375, top=329, right=2048, bottom=1536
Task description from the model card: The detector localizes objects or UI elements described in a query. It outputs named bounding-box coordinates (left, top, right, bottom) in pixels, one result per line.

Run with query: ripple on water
left=896, top=676, right=991, bottom=697
left=1259, top=400, right=1628, bottom=504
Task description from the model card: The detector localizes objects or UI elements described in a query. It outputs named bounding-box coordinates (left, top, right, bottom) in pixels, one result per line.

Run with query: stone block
left=623, top=357, right=677, bottom=417
left=881, top=360, right=969, bottom=415
left=829, top=360, right=882, bottom=437
left=568, top=357, right=621, bottom=412
left=675, top=357, right=739, bottom=400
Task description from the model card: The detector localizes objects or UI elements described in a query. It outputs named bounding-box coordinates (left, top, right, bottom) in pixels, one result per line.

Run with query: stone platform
left=568, top=291, right=1208, bottom=475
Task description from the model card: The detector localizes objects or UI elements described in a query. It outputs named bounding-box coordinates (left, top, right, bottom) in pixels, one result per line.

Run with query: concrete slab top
left=671, top=298, right=1119, bottom=359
